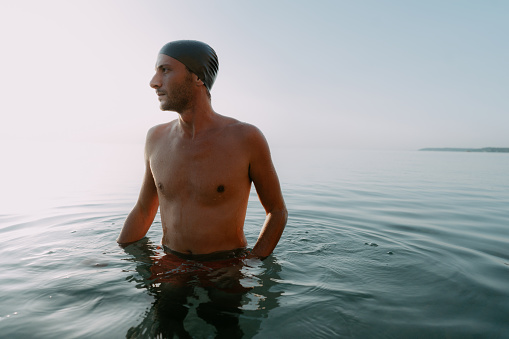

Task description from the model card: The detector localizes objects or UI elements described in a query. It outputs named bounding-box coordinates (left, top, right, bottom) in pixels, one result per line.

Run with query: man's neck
left=177, top=98, right=218, bottom=139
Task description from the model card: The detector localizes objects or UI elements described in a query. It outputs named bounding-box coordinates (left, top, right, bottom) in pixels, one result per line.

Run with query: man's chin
left=159, top=104, right=177, bottom=112
left=158, top=100, right=170, bottom=111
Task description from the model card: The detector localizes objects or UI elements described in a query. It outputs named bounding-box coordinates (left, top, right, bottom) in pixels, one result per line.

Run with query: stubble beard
left=160, top=74, right=194, bottom=113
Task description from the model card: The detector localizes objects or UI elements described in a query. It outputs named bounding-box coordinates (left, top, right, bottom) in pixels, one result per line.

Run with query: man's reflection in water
left=122, top=239, right=282, bottom=338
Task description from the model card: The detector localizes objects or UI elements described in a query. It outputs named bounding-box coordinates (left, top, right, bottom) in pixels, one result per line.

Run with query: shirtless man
left=117, top=40, right=287, bottom=259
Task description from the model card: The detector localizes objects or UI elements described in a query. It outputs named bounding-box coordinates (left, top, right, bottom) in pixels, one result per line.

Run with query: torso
left=148, top=117, right=252, bottom=254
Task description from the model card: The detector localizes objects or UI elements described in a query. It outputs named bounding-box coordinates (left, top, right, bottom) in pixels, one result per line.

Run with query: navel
left=217, top=185, right=225, bottom=193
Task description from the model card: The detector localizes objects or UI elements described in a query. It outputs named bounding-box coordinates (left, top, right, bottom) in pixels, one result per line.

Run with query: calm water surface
left=1, top=144, right=508, bottom=338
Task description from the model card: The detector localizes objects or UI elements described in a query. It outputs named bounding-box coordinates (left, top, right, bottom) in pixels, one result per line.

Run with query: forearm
left=251, top=207, right=288, bottom=259
left=117, top=203, right=158, bottom=244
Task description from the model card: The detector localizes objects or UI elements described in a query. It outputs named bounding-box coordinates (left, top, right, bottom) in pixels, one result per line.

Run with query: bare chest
left=150, top=136, right=250, bottom=203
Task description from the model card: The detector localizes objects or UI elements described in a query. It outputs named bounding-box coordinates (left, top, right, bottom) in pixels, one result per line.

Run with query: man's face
left=150, top=54, right=194, bottom=112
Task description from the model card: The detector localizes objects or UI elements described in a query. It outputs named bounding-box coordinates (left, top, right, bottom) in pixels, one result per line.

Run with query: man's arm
left=117, top=130, right=160, bottom=244
left=247, top=127, right=288, bottom=259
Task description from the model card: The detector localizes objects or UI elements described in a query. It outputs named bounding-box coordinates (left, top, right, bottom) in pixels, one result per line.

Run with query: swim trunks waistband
left=163, top=245, right=248, bottom=262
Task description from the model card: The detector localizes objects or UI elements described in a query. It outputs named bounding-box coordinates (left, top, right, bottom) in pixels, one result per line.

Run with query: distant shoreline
left=419, top=147, right=509, bottom=153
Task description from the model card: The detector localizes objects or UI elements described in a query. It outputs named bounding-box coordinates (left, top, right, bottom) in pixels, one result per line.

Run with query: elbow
left=272, top=205, right=288, bottom=226
left=282, top=206, right=288, bottom=225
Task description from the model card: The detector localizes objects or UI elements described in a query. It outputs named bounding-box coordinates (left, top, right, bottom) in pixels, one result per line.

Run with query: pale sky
left=1, top=0, right=508, bottom=150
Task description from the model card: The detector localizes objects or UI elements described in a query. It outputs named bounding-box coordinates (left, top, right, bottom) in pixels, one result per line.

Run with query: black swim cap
left=159, top=40, right=219, bottom=91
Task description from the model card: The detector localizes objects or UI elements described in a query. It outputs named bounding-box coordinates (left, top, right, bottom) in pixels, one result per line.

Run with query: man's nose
left=150, top=73, right=161, bottom=89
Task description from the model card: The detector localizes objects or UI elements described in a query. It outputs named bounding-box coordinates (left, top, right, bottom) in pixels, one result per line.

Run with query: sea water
left=1, top=143, right=508, bottom=338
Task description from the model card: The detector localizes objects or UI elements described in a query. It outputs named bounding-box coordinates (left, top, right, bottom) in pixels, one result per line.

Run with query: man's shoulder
left=147, top=120, right=178, bottom=140
left=143, top=121, right=178, bottom=154
left=220, top=119, right=269, bottom=157
left=222, top=118, right=263, bottom=140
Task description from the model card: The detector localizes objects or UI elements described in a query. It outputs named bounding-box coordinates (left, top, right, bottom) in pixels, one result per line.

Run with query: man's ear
left=193, top=74, right=204, bottom=87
